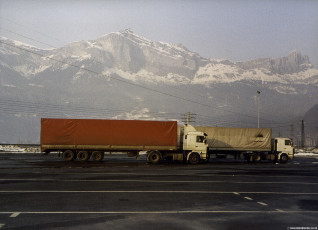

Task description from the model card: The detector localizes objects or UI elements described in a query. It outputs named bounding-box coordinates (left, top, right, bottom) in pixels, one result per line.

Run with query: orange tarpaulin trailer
left=41, top=118, right=178, bottom=152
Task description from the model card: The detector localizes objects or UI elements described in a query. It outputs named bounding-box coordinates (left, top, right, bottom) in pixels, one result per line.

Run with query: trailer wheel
left=148, top=151, right=161, bottom=164
left=279, top=153, right=288, bottom=164
left=188, top=152, right=200, bottom=165
left=77, top=151, right=90, bottom=162
left=253, top=153, right=261, bottom=162
left=62, top=150, right=76, bottom=162
left=91, top=151, right=104, bottom=162
left=247, top=154, right=253, bottom=163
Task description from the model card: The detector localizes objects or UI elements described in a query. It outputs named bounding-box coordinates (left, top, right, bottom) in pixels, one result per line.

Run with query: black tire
left=91, top=151, right=104, bottom=162
left=77, top=151, right=90, bottom=162
left=248, top=154, right=253, bottom=163
left=280, top=153, right=288, bottom=164
left=188, top=152, right=200, bottom=165
left=253, top=153, right=261, bottom=162
left=148, top=151, right=161, bottom=164
left=62, top=150, right=76, bottom=162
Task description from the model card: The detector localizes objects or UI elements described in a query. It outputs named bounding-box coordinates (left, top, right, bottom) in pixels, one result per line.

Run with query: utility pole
left=257, top=91, right=261, bottom=128
left=181, top=112, right=196, bottom=125
left=301, top=120, right=305, bottom=148
left=290, top=124, right=294, bottom=140
left=187, top=112, right=190, bottom=125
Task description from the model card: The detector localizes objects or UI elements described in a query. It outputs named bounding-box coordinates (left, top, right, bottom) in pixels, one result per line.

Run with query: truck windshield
left=285, top=140, right=291, bottom=146
left=196, top=136, right=204, bottom=143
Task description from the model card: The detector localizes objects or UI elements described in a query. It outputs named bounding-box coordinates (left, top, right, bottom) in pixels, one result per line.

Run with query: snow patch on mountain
left=28, top=83, right=43, bottom=88
left=3, top=84, right=16, bottom=88
left=113, top=30, right=197, bottom=60
left=192, top=63, right=285, bottom=84
left=192, top=62, right=318, bottom=86
left=271, top=85, right=297, bottom=95
left=281, top=68, right=318, bottom=84
left=0, top=37, right=39, bottom=50
left=102, top=68, right=191, bottom=85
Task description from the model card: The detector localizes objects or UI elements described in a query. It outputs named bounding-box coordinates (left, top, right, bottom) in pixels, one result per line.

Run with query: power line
left=1, top=25, right=232, bottom=113
left=1, top=23, right=212, bottom=101
left=0, top=22, right=271, bottom=117
left=2, top=24, right=305, bottom=125
left=0, top=39, right=266, bottom=121
left=2, top=17, right=310, bottom=125
left=0, top=97, right=308, bottom=130
left=181, top=112, right=196, bottom=124
left=0, top=97, right=184, bottom=121
left=0, top=16, right=63, bottom=44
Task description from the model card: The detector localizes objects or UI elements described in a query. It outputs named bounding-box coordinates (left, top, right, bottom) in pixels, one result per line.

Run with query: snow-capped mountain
left=0, top=30, right=318, bottom=143
left=1, top=30, right=317, bottom=87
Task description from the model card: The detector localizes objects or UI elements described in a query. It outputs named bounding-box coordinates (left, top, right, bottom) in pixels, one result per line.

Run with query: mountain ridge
left=1, top=30, right=317, bottom=88
left=1, top=31, right=318, bottom=143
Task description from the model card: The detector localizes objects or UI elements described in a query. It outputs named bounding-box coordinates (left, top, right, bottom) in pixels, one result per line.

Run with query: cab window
left=196, top=136, right=204, bottom=143
left=285, top=140, right=291, bottom=146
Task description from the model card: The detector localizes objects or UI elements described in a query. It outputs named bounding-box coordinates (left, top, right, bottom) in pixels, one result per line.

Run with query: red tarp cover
left=41, top=118, right=177, bottom=147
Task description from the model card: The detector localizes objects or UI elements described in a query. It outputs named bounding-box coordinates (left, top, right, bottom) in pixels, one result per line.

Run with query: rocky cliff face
left=237, top=50, right=312, bottom=74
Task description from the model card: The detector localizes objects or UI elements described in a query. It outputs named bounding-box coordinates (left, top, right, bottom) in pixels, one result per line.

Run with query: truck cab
left=273, top=137, right=294, bottom=163
left=183, top=125, right=209, bottom=164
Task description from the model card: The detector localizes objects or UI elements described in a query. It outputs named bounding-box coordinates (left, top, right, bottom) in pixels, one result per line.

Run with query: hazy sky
left=1, top=0, right=318, bottom=67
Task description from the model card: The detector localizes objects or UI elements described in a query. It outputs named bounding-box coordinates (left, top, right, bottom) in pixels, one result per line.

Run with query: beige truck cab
left=273, top=137, right=294, bottom=163
left=183, top=125, right=209, bottom=164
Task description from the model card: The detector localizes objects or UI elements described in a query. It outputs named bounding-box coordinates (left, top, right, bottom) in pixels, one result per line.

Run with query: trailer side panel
left=195, top=126, right=271, bottom=151
left=41, top=119, right=178, bottom=151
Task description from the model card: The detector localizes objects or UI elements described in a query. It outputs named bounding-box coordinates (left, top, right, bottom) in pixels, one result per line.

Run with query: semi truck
left=194, top=126, right=294, bottom=163
left=40, top=118, right=209, bottom=164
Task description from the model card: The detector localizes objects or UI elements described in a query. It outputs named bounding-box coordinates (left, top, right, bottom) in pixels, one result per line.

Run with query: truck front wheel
left=62, top=150, right=76, bottom=162
left=279, top=153, right=288, bottom=164
left=91, top=151, right=104, bottom=162
left=188, top=152, right=200, bottom=165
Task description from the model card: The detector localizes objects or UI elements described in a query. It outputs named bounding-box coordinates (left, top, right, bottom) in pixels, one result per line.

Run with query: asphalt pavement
left=0, top=153, right=318, bottom=230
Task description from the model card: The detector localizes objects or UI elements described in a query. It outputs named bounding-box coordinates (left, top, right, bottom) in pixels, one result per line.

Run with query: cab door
left=194, top=135, right=208, bottom=153
left=283, top=139, right=294, bottom=159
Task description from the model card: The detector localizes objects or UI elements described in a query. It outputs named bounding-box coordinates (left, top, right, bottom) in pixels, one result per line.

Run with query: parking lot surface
left=0, top=153, right=318, bottom=230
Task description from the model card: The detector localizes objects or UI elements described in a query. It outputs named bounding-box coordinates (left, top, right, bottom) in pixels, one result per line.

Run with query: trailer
left=41, top=118, right=209, bottom=164
left=194, top=126, right=294, bottom=163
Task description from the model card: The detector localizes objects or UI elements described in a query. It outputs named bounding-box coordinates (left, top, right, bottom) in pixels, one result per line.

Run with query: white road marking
left=0, top=224, right=5, bottom=229
left=275, top=209, right=284, bottom=212
left=313, top=162, right=318, bottom=164
left=244, top=197, right=253, bottom=200
left=1, top=179, right=318, bottom=185
left=0, top=190, right=318, bottom=195
left=233, top=192, right=240, bottom=195
left=0, top=211, right=317, bottom=214
left=10, top=212, right=20, bottom=217
left=257, top=202, right=268, bottom=206
left=20, top=172, right=317, bottom=178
